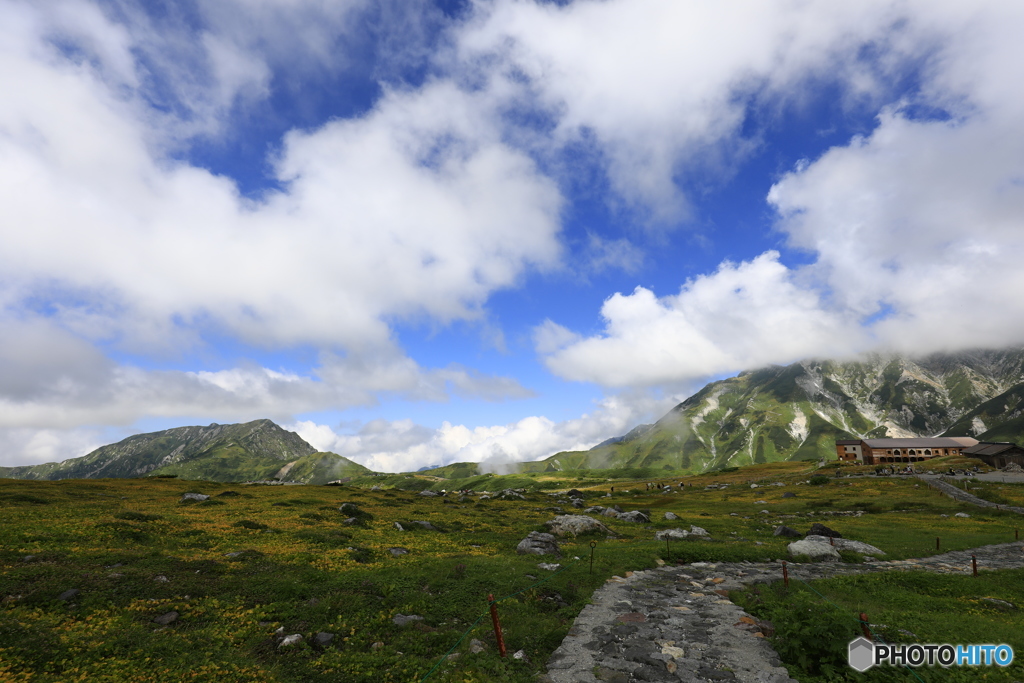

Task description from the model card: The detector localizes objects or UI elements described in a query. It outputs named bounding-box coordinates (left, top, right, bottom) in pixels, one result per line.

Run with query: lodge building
left=834, top=437, right=979, bottom=465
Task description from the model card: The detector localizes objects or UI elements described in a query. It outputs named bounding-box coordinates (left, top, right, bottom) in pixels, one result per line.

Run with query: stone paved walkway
left=915, top=474, right=1024, bottom=514
left=541, top=542, right=1024, bottom=683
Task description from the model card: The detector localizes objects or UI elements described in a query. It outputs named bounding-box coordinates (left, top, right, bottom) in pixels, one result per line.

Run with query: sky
left=2, top=0, right=1024, bottom=472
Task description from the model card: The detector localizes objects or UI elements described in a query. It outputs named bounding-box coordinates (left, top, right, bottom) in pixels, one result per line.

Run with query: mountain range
left=3, top=348, right=1023, bottom=483
left=0, top=419, right=369, bottom=484
left=521, top=348, right=1024, bottom=475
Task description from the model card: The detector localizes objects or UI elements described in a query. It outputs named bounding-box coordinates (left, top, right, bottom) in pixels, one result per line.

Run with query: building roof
left=963, top=442, right=1024, bottom=456
left=862, top=437, right=978, bottom=449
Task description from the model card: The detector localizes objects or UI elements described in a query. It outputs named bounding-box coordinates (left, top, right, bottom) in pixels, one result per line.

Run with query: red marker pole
left=782, top=561, right=789, bottom=589
left=488, top=594, right=507, bottom=658
left=972, top=555, right=978, bottom=577
left=860, top=612, right=872, bottom=641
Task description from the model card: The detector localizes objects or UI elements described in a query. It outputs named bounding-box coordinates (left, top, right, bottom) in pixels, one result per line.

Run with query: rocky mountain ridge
left=0, top=419, right=370, bottom=484
left=524, top=348, right=1024, bottom=474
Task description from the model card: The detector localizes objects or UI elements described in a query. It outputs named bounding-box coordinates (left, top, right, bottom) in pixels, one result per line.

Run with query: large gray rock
left=545, top=515, right=612, bottom=537
left=516, top=531, right=562, bottom=557
left=787, top=539, right=841, bottom=562
left=664, top=512, right=679, bottom=520
left=617, top=510, right=650, bottom=523
left=804, top=535, right=885, bottom=556
left=688, top=525, right=710, bottom=537
left=180, top=492, right=209, bottom=503
left=601, top=508, right=620, bottom=518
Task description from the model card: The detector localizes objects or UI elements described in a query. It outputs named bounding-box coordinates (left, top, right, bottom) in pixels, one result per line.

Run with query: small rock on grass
left=664, top=512, right=679, bottom=520
left=807, top=522, right=842, bottom=538
left=58, top=589, right=80, bottom=601
left=393, top=614, right=423, bottom=626
left=313, top=632, right=335, bottom=647
left=512, top=649, right=530, bottom=663
left=153, top=611, right=178, bottom=626
left=388, top=547, right=409, bottom=557
left=469, top=638, right=486, bottom=654
left=955, top=512, right=971, bottom=518
left=516, top=531, right=561, bottom=557
left=537, top=562, right=561, bottom=571
left=279, top=634, right=303, bottom=648
left=773, top=525, right=801, bottom=538
left=180, top=492, right=209, bottom=503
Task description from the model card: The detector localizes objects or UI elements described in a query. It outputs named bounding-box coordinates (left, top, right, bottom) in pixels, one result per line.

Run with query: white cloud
left=768, top=2, right=1024, bottom=357
left=538, top=252, right=860, bottom=387
left=525, top=0, right=1024, bottom=385
left=458, top=0, right=911, bottom=223
left=288, top=391, right=676, bottom=472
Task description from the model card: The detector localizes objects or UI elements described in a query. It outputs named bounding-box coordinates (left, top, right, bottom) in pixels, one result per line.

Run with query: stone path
left=915, top=474, right=1024, bottom=514
left=541, top=542, right=1024, bottom=683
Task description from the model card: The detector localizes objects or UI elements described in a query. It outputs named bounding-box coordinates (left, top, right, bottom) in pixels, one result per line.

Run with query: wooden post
left=972, top=555, right=978, bottom=577
left=589, top=540, right=597, bottom=574
left=488, top=594, right=507, bottom=658
left=782, top=561, right=789, bottom=589
left=936, top=537, right=940, bottom=551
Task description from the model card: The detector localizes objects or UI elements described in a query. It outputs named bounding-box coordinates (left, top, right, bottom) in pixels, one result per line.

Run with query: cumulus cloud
left=527, top=1, right=1024, bottom=386
left=538, top=252, right=861, bottom=387
left=767, top=2, right=1024, bottom=356
left=288, top=391, right=676, bottom=472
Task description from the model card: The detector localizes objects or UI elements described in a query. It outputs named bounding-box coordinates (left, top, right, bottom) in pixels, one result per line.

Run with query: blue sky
left=2, top=0, right=1024, bottom=471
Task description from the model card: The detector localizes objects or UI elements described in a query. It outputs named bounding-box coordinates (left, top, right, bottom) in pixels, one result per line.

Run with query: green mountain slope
left=528, top=348, right=1024, bottom=474
left=0, top=419, right=370, bottom=483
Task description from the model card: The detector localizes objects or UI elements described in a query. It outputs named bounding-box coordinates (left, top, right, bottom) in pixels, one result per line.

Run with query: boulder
left=388, top=547, right=409, bottom=557
left=955, top=512, right=970, bottom=518
left=617, top=511, right=650, bottom=523
left=773, top=525, right=802, bottom=538
left=782, top=492, right=796, bottom=498
left=804, top=535, right=885, bottom=556
left=807, top=523, right=842, bottom=538
left=664, top=512, right=679, bottom=520
left=566, top=489, right=584, bottom=498
left=153, top=611, right=179, bottom=626
left=469, top=638, right=487, bottom=654
left=787, top=539, right=841, bottom=562
left=516, top=531, right=561, bottom=557
left=393, top=522, right=405, bottom=531
left=179, top=492, right=209, bottom=503
left=418, top=490, right=438, bottom=497
left=58, top=589, right=80, bottom=601
left=571, top=498, right=585, bottom=508
left=544, top=515, right=612, bottom=537
left=584, top=506, right=605, bottom=513
left=411, top=520, right=439, bottom=531
left=688, top=525, right=710, bottom=537
left=655, top=528, right=689, bottom=541
left=393, top=614, right=424, bottom=626
left=601, top=508, right=620, bottom=518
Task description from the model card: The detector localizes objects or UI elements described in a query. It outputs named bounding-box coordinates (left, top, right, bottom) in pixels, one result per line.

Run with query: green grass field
left=2, top=464, right=1022, bottom=682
